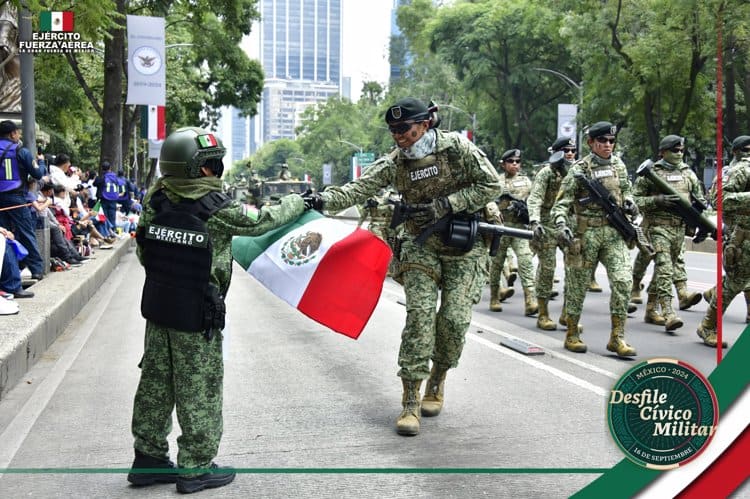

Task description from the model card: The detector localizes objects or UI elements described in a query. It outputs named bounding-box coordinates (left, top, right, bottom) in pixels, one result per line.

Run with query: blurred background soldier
left=302, top=97, right=502, bottom=436
left=697, top=135, right=750, bottom=348
left=527, top=137, right=575, bottom=330
left=633, top=135, right=706, bottom=334
left=551, top=121, right=638, bottom=357
left=489, top=149, right=537, bottom=316
left=357, top=186, right=402, bottom=280
left=128, top=127, right=305, bottom=493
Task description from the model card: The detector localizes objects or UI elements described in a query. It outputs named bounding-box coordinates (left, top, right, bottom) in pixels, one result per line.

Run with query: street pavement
left=0, top=237, right=746, bottom=498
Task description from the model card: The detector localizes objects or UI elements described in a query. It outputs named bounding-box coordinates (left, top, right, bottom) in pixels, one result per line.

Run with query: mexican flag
left=92, top=200, right=106, bottom=222
left=232, top=210, right=392, bottom=339
left=40, top=11, right=74, bottom=32
left=140, top=105, right=166, bottom=141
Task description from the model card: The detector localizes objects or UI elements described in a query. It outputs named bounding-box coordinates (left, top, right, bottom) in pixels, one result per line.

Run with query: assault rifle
left=635, top=159, right=717, bottom=243
left=389, top=200, right=533, bottom=256
left=573, top=172, right=655, bottom=257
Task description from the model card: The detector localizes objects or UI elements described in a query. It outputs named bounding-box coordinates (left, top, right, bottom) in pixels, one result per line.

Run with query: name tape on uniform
left=145, top=224, right=209, bottom=248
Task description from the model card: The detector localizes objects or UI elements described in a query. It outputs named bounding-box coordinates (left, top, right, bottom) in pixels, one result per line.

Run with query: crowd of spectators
left=0, top=119, right=145, bottom=316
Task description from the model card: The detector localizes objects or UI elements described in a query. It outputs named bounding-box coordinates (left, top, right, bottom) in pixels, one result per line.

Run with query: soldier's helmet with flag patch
left=159, top=127, right=226, bottom=178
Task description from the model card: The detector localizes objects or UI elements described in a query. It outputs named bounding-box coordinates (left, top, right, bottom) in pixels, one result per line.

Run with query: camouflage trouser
left=532, top=223, right=560, bottom=299
left=132, top=322, right=224, bottom=473
left=633, top=238, right=688, bottom=288
left=489, top=229, right=535, bottom=291
left=398, top=236, right=489, bottom=380
left=565, top=225, right=632, bottom=317
left=713, top=227, right=750, bottom=313
left=645, top=225, right=685, bottom=300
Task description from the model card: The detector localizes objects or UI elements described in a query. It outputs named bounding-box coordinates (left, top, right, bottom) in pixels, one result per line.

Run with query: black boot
left=127, top=449, right=178, bottom=486
left=176, top=463, right=236, bottom=494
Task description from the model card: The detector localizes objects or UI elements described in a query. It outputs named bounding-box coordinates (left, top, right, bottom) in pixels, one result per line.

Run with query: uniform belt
left=577, top=216, right=608, bottom=227
left=649, top=216, right=683, bottom=227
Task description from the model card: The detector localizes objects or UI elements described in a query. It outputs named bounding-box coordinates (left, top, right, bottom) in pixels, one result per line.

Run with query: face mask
left=401, top=129, right=436, bottom=160
left=663, top=151, right=683, bottom=165
left=737, top=150, right=750, bottom=160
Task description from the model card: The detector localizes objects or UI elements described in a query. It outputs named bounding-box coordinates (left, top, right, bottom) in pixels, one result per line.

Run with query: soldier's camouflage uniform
left=321, top=130, right=502, bottom=380
left=357, top=188, right=401, bottom=279
left=132, top=176, right=304, bottom=473
left=490, top=170, right=536, bottom=313
left=699, top=154, right=750, bottom=345
left=551, top=153, right=634, bottom=347
left=633, top=158, right=706, bottom=327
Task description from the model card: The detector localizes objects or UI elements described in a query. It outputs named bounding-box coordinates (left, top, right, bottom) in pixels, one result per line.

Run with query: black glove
left=301, top=190, right=324, bottom=211
left=556, top=221, right=574, bottom=248
left=530, top=221, right=545, bottom=241
left=510, top=200, right=530, bottom=224
left=623, top=199, right=640, bottom=217
left=411, top=197, right=452, bottom=227
left=364, top=198, right=378, bottom=209
left=654, top=194, right=681, bottom=208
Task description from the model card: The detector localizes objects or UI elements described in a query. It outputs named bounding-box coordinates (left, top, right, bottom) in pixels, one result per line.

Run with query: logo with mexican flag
left=19, top=11, right=95, bottom=54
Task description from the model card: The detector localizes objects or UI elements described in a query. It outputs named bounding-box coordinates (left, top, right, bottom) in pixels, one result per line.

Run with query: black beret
left=0, top=120, right=19, bottom=135
left=551, top=136, right=575, bottom=152
left=501, top=149, right=521, bottom=161
left=586, top=121, right=617, bottom=139
left=731, top=135, right=750, bottom=150
left=659, top=135, right=684, bottom=150
left=385, top=97, right=430, bottom=124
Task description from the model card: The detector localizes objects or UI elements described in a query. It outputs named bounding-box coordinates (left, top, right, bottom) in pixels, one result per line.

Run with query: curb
left=0, top=237, right=133, bottom=400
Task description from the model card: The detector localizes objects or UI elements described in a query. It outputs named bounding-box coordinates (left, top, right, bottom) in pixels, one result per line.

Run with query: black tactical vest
left=138, top=190, right=231, bottom=332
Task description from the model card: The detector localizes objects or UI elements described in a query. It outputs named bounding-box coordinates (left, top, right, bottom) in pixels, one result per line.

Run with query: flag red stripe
left=157, top=106, right=166, bottom=140
left=297, top=229, right=391, bottom=338
left=677, top=425, right=750, bottom=499
left=62, top=11, right=74, bottom=31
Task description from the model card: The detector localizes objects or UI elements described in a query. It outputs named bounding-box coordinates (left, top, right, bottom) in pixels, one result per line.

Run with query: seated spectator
left=1, top=227, right=34, bottom=299
left=46, top=153, right=78, bottom=193
left=39, top=182, right=88, bottom=266
left=69, top=205, right=113, bottom=250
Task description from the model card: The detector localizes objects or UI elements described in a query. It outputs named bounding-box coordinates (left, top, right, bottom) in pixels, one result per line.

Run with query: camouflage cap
left=501, top=149, right=521, bottom=161
left=384, top=97, right=430, bottom=124
left=551, top=136, right=576, bottom=151
left=586, top=121, right=617, bottom=139
left=659, top=135, right=684, bottom=150
left=731, top=135, right=750, bottom=150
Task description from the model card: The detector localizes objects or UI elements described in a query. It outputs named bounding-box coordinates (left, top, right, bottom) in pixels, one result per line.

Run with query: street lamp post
left=338, top=139, right=363, bottom=154
left=437, top=103, right=477, bottom=141
left=532, top=67, right=583, bottom=156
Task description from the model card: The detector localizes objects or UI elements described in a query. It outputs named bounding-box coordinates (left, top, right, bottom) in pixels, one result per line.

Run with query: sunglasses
left=595, top=137, right=617, bottom=144
left=562, top=148, right=576, bottom=153
left=504, top=159, right=521, bottom=164
left=388, top=121, right=418, bottom=135
left=669, top=147, right=684, bottom=153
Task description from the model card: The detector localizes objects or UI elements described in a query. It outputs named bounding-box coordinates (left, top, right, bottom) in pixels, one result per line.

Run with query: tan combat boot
left=696, top=306, right=728, bottom=348
left=564, top=315, right=586, bottom=353
left=588, top=280, right=603, bottom=292
left=703, top=287, right=715, bottom=304
left=396, top=379, right=422, bottom=436
left=675, top=281, right=701, bottom=311
left=499, top=287, right=515, bottom=301
left=744, top=290, right=750, bottom=323
left=421, top=364, right=448, bottom=417
left=630, top=280, right=643, bottom=304
left=489, top=285, right=503, bottom=312
left=523, top=287, right=538, bottom=316
left=644, top=293, right=666, bottom=325
left=536, top=298, right=557, bottom=331
left=606, top=315, right=637, bottom=357
left=660, top=297, right=684, bottom=332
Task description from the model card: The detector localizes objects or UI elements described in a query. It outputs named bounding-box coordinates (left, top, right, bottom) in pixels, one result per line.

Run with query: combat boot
left=489, top=285, right=503, bottom=312
left=606, top=315, right=637, bottom=357
left=744, top=290, right=750, bottom=323
left=660, top=297, right=684, bottom=332
left=127, top=449, right=178, bottom=486
left=536, top=298, right=557, bottom=330
left=675, top=281, right=701, bottom=311
left=499, top=287, right=515, bottom=301
left=644, top=293, right=666, bottom=326
left=588, top=279, right=603, bottom=292
left=630, top=280, right=643, bottom=304
left=421, top=364, right=448, bottom=417
left=396, top=379, right=422, bottom=436
left=696, top=306, right=728, bottom=348
left=523, top=287, right=538, bottom=316
left=564, top=315, right=586, bottom=353
left=627, top=303, right=637, bottom=314
left=550, top=289, right=559, bottom=299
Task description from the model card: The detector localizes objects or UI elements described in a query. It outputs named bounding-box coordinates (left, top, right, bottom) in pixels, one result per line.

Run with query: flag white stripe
left=147, top=106, right=158, bottom=140
left=248, top=218, right=357, bottom=307
left=51, top=12, right=63, bottom=31
left=636, top=386, right=750, bottom=498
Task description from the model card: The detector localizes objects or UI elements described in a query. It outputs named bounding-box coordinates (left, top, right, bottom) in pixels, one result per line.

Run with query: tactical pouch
left=565, top=238, right=583, bottom=268
left=204, top=283, right=226, bottom=333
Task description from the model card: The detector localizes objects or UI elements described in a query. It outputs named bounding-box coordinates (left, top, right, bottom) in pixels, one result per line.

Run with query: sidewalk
left=0, top=236, right=133, bottom=400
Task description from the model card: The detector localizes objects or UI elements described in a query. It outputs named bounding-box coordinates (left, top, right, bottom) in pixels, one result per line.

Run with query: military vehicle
left=228, top=164, right=312, bottom=206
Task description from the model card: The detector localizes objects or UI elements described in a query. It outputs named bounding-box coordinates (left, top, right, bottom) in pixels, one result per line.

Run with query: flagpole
left=132, top=107, right=138, bottom=185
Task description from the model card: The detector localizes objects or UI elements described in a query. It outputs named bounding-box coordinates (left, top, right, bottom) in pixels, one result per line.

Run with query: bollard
left=35, top=215, right=50, bottom=276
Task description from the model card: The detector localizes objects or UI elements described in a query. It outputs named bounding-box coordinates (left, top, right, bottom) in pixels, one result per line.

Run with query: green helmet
left=159, top=127, right=226, bottom=178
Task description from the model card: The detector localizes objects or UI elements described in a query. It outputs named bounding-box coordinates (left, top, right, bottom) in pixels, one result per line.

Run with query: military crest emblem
left=280, top=230, right=323, bottom=266
left=391, top=106, right=402, bottom=120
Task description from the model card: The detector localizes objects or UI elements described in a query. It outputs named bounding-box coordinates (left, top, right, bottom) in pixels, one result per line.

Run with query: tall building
left=389, top=0, right=412, bottom=83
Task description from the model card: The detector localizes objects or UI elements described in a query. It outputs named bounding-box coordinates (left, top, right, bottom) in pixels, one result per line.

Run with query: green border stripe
left=571, top=325, right=750, bottom=498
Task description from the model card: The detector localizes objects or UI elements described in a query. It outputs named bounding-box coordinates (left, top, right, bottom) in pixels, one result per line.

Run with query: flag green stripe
left=40, top=11, right=52, bottom=31
left=232, top=210, right=324, bottom=269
